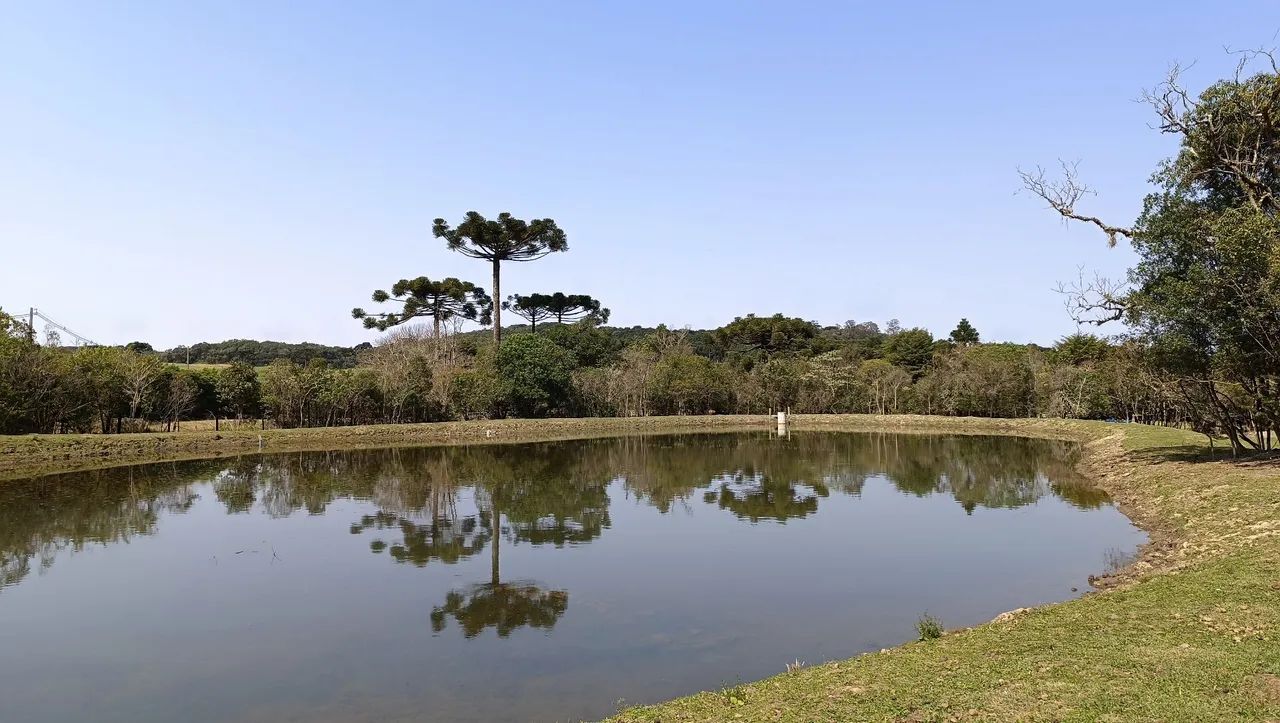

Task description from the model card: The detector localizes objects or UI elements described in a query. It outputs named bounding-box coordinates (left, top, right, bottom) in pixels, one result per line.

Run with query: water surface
left=0, top=432, right=1144, bottom=722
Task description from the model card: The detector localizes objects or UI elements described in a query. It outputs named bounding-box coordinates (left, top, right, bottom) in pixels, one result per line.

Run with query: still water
left=0, top=432, right=1144, bottom=722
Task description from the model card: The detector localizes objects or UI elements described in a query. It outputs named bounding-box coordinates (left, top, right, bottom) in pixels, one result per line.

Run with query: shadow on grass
left=1130, top=443, right=1280, bottom=466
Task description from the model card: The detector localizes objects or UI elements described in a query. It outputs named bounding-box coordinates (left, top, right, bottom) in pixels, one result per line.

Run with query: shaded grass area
left=610, top=421, right=1280, bottom=722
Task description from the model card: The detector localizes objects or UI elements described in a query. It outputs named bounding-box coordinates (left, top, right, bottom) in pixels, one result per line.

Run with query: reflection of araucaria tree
left=433, top=212, right=568, bottom=345
left=428, top=446, right=610, bottom=637
left=352, top=277, right=492, bottom=338
left=429, top=582, right=568, bottom=639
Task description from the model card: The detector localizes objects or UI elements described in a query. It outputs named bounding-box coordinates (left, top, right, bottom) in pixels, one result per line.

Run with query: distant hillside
left=159, top=339, right=371, bottom=368
left=453, top=324, right=720, bottom=357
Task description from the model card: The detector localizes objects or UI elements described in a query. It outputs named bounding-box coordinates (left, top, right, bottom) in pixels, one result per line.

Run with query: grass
left=609, top=420, right=1280, bottom=722
left=143, top=418, right=268, bottom=433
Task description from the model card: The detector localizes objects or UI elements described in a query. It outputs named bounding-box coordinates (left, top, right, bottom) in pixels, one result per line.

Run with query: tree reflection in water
left=0, top=432, right=1107, bottom=604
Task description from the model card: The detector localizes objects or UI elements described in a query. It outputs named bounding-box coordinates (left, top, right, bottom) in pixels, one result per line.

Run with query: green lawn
left=611, top=421, right=1280, bottom=722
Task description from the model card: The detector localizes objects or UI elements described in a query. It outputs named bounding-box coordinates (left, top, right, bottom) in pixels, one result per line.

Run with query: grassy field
left=609, top=421, right=1280, bottom=722
left=143, top=418, right=269, bottom=433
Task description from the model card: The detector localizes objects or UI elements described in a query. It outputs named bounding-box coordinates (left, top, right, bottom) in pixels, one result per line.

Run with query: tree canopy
left=713, top=314, right=822, bottom=368
left=1023, top=50, right=1280, bottom=451
left=883, top=328, right=935, bottom=378
left=352, top=276, right=492, bottom=336
left=543, top=292, right=609, bottom=325
left=434, top=212, right=568, bottom=345
left=502, top=292, right=608, bottom=332
left=949, top=318, right=980, bottom=346
left=502, top=294, right=556, bottom=332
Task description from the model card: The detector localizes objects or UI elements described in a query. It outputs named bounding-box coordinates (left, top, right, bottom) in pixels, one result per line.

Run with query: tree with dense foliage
left=1023, top=50, right=1280, bottom=451
left=933, top=343, right=1036, bottom=418
left=647, top=354, right=733, bottom=415
left=949, top=318, right=980, bottom=346
left=541, top=322, right=622, bottom=367
left=827, top=320, right=885, bottom=360
left=69, top=347, right=128, bottom=433
left=1051, top=333, right=1111, bottom=366
left=434, top=212, right=568, bottom=345
left=883, top=328, right=935, bottom=379
left=352, top=276, right=492, bottom=337
left=493, top=333, right=577, bottom=418
left=215, top=362, right=261, bottom=420
left=713, top=314, right=821, bottom=368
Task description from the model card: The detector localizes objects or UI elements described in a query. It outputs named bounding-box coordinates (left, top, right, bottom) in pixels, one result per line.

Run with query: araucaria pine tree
left=352, top=277, right=492, bottom=337
left=433, top=213, right=568, bottom=345
left=503, top=292, right=609, bottom=332
left=949, top=318, right=980, bottom=346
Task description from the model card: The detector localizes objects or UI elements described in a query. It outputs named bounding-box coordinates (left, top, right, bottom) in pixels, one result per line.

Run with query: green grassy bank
left=609, top=420, right=1280, bottom=722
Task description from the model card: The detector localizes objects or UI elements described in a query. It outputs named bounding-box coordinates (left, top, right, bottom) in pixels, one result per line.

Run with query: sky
left=1, top=2, right=1274, bottom=349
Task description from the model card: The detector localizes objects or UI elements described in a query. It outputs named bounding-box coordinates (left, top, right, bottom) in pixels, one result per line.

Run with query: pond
left=0, top=431, right=1144, bottom=722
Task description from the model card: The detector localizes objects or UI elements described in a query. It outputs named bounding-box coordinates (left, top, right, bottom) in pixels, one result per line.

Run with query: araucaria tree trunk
left=492, top=259, right=502, bottom=346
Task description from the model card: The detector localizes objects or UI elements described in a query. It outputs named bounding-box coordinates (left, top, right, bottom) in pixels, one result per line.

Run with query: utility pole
left=27, top=307, right=35, bottom=344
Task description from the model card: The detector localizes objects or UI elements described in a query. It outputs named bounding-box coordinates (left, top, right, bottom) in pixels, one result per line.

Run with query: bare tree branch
left=1054, top=266, right=1129, bottom=325
left=1018, top=161, right=1135, bottom=247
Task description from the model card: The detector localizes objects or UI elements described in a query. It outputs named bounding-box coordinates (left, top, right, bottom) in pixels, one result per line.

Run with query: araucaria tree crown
left=433, top=212, right=568, bottom=345
left=352, top=276, right=492, bottom=336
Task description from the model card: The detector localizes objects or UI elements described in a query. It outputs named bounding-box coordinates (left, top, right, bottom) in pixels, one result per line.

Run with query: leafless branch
left=1054, top=266, right=1129, bottom=325
left=1018, top=161, right=1134, bottom=247
left=1140, top=48, right=1280, bottom=212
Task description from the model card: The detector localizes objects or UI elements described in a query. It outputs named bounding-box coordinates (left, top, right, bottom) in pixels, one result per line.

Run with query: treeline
left=0, top=307, right=1184, bottom=434
left=153, top=339, right=369, bottom=368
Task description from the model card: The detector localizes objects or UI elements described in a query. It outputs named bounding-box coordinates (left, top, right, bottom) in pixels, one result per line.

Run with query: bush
left=916, top=613, right=943, bottom=641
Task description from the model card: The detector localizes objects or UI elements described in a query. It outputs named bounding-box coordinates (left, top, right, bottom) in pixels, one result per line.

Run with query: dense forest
left=3, top=54, right=1279, bottom=452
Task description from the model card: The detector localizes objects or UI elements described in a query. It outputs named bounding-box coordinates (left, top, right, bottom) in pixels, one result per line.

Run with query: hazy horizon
left=3, top=2, right=1273, bottom=348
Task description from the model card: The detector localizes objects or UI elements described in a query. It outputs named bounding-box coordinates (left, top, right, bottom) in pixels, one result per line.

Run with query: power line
left=25, top=307, right=100, bottom=347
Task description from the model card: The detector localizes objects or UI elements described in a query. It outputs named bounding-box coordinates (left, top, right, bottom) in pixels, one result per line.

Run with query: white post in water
left=777, top=411, right=787, bottom=426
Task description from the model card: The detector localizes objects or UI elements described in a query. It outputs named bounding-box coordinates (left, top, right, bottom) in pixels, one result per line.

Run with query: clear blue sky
left=1, top=2, right=1272, bottom=349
